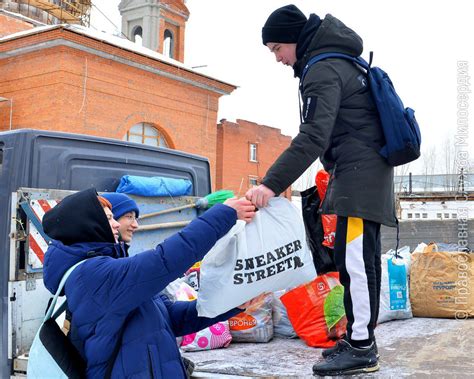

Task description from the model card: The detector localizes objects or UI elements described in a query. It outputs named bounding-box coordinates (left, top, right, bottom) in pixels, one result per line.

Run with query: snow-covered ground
left=184, top=317, right=473, bottom=378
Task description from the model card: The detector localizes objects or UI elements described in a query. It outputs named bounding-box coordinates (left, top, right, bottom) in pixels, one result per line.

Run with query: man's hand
left=237, top=293, right=269, bottom=311
left=223, top=197, right=256, bottom=223
left=245, top=184, right=275, bottom=208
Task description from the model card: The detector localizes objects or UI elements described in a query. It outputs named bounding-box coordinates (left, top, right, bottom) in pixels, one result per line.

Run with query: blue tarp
left=116, top=175, right=193, bottom=197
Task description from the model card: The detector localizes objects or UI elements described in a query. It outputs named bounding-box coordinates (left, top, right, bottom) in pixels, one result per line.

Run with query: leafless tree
left=442, top=135, right=456, bottom=191
left=422, top=146, right=437, bottom=191
left=394, top=163, right=411, bottom=193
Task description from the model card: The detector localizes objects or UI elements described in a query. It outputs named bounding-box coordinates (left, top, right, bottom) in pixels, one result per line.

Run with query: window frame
left=249, top=175, right=259, bottom=188
left=132, top=26, right=143, bottom=45
left=163, top=29, right=174, bottom=58
left=123, top=123, right=169, bottom=148
left=249, top=143, right=258, bottom=162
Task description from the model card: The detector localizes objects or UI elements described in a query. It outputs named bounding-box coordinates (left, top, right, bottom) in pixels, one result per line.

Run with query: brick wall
left=0, top=12, right=34, bottom=37
left=216, top=119, right=292, bottom=198
left=158, top=8, right=186, bottom=62
left=0, top=27, right=234, bottom=188
left=0, top=24, right=292, bottom=197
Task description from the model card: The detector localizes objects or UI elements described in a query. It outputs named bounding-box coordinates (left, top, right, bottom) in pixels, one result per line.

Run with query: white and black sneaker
left=313, top=339, right=379, bottom=376
left=322, top=336, right=379, bottom=359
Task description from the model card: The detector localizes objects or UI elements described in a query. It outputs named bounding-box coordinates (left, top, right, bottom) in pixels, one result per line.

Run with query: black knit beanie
left=262, top=4, right=307, bottom=45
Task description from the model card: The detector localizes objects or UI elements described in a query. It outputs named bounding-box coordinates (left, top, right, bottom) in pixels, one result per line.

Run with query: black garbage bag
left=300, top=186, right=337, bottom=274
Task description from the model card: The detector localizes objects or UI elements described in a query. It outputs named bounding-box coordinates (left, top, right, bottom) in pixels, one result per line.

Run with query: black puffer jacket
left=262, top=14, right=396, bottom=227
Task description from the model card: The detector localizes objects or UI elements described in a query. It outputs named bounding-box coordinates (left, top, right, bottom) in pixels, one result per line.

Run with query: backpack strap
left=300, top=52, right=371, bottom=90
left=299, top=51, right=382, bottom=152
left=44, top=258, right=132, bottom=377
left=337, top=119, right=384, bottom=152
left=44, top=260, right=86, bottom=322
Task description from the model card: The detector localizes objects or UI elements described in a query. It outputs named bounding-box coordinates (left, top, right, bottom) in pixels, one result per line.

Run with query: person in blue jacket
left=101, top=192, right=195, bottom=377
left=42, top=188, right=258, bottom=378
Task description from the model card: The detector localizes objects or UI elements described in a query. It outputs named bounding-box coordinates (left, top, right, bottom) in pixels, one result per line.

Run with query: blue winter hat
left=101, top=193, right=140, bottom=219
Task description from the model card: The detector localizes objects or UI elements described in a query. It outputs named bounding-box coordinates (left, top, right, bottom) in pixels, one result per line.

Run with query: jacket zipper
left=320, top=163, right=337, bottom=212
left=147, top=347, right=155, bottom=379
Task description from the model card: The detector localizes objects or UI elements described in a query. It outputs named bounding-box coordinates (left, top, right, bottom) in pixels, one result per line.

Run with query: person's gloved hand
left=245, top=184, right=275, bottom=208
left=223, top=197, right=256, bottom=223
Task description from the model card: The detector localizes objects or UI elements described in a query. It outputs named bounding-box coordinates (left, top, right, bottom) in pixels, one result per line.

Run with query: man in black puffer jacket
left=246, top=4, right=397, bottom=376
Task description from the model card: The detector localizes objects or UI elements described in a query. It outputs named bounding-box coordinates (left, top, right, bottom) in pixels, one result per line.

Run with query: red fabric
left=315, top=170, right=337, bottom=248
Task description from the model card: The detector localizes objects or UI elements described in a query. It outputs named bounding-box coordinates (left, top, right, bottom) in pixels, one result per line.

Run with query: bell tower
left=119, top=0, right=189, bottom=62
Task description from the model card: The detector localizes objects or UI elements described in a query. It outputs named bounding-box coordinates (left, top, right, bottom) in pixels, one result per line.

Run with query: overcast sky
left=91, top=1, right=473, bottom=178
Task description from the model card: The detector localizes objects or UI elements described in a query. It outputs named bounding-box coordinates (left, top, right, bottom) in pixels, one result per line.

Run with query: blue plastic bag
left=387, top=258, right=408, bottom=310
left=116, top=175, right=192, bottom=197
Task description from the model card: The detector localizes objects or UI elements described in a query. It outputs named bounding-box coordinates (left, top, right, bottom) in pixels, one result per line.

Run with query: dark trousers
left=334, top=216, right=381, bottom=346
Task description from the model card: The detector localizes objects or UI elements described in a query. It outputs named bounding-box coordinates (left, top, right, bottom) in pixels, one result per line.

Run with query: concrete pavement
left=184, top=317, right=473, bottom=378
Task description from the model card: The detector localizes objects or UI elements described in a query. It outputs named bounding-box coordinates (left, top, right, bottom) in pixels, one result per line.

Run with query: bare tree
left=442, top=135, right=456, bottom=191
left=422, top=146, right=437, bottom=191
left=394, top=163, right=411, bottom=193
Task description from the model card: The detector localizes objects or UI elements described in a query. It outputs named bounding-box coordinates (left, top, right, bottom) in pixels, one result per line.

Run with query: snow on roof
left=68, top=24, right=190, bottom=69
left=0, top=23, right=235, bottom=88
left=0, top=9, right=46, bottom=26
left=0, top=24, right=57, bottom=41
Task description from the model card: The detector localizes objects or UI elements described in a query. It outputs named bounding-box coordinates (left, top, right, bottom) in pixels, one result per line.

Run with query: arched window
left=123, top=123, right=169, bottom=148
left=163, top=29, right=174, bottom=58
left=132, top=26, right=143, bottom=46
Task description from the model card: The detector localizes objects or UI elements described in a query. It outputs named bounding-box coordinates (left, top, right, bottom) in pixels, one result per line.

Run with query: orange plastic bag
left=280, top=272, right=347, bottom=347
left=315, top=170, right=337, bottom=249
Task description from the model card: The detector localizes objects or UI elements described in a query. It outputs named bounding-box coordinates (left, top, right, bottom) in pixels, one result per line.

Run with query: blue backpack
left=300, top=52, right=421, bottom=167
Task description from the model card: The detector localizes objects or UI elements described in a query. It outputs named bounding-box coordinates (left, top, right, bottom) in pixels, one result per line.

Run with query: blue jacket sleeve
left=160, top=296, right=242, bottom=337
left=82, top=204, right=237, bottom=316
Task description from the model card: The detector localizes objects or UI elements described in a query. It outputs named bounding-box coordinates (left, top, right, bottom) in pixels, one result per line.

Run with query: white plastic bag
left=272, top=290, right=297, bottom=338
left=378, top=247, right=413, bottom=323
left=197, top=197, right=317, bottom=317
left=161, top=277, right=196, bottom=302
left=383, top=245, right=412, bottom=271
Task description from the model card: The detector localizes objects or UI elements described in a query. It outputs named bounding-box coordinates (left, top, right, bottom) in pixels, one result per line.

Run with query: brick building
left=0, top=2, right=291, bottom=194
left=0, top=9, right=38, bottom=37
left=120, top=0, right=188, bottom=61
left=0, top=0, right=91, bottom=26
left=217, top=119, right=292, bottom=198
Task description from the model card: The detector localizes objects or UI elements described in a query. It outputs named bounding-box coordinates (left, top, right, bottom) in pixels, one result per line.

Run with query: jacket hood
left=43, top=240, right=126, bottom=294
left=43, top=188, right=115, bottom=245
left=294, top=14, right=363, bottom=77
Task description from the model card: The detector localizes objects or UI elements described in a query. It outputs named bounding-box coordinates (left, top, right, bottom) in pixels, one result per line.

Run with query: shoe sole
left=313, top=362, right=380, bottom=376
left=321, top=351, right=380, bottom=359
left=322, top=352, right=380, bottom=360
